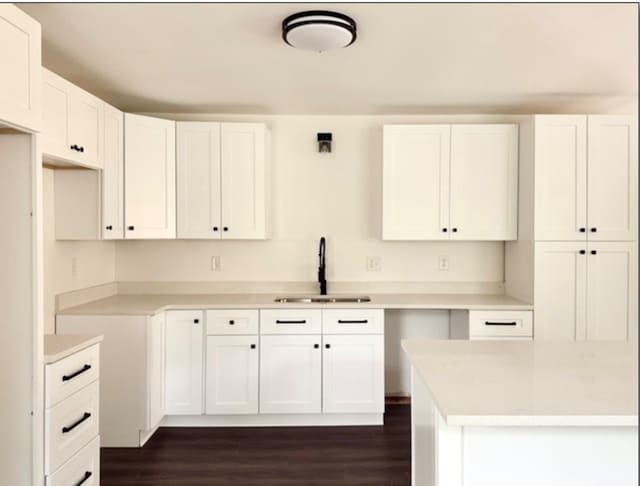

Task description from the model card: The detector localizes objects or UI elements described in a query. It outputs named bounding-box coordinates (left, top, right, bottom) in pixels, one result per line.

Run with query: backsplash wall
left=116, top=114, right=522, bottom=285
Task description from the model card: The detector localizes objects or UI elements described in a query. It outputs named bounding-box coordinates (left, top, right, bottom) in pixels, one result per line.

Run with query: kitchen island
left=403, top=340, right=638, bottom=486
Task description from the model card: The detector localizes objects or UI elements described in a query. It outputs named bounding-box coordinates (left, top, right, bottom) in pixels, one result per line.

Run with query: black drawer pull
left=62, top=412, right=91, bottom=434
left=62, top=364, right=91, bottom=382
left=337, top=319, right=368, bottom=324
left=276, top=319, right=306, bottom=324
left=484, top=321, right=517, bottom=326
left=75, top=471, right=93, bottom=486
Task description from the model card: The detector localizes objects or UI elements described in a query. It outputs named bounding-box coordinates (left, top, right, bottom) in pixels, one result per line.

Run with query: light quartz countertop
left=57, top=293, right=532, bottom=316
left=403, top=340, right=638, bottom=427
left=44, top=334, right=103, bottom=364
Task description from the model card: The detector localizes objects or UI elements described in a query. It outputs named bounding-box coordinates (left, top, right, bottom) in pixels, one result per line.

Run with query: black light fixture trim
left=282, top=10, right=357, bottom=48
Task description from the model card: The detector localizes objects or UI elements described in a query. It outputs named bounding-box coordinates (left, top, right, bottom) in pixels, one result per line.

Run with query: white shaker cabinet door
left=177, top=122, right=222, bottom=239
left=534, top=242, right=587, bottom=341
left=220, top=123, right=269, bottom=239
left=449, top=124, right=518, bottom=240
left=534, top=115, right=588, bottom=241
left=0, top=4, right=41, bottom=132
left=102, top=104, right=124, bottom=239
left=165, top=311, right=204, bottom=415
left=42, top=69, right=73, bottom=161
left=124, top=113, right=176, bottom=239
left=259, top=335, right=322, bottom=414
left=586, top=242, right=638, bottom=341
left=382, top=125, right=450, bottom=240
left=69, top=87, right=104, bottom=169
left=587, top=116, right=638, bottom=242
left=322, top=334, right=384, bottom=414
left=206, top=335, right=259, bottom=415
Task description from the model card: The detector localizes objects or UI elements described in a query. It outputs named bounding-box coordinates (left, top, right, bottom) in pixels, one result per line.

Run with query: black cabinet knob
left=213, top=226, right=219, bottom=231
left=452, top=228, right=458, bottom=233
left=325, top=344, right=331, bottom=349
left=251, top=344, right=256, bottom=349
left=590, top=228, right=597, bottom=232
left=313, top=344, right=319, bottom=349
left=579, top=227, right=586, bottom=233
left=128, top=226, right=134, bottom=231
left=193, top=319, right=199, bottom=324
left=79, top=146, right=85, bottom=153
left=106, top=225, right=113, bottom=230
left=591, top=250, right=597, bottom=255
left=579, top=250, right=586, bottom=255
left=223, top=227, right=229, bottom=232
left=442, top=228, right=448, bottom=232
left=229, top=320, right=235, bottom=325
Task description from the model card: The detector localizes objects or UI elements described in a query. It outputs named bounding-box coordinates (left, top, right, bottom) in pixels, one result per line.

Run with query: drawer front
left=322, top=309, right=384, bottom=334
left=469, top=311, right=533, bottom=338
left=45, top=381, right=100, bottom=474
left=206, top=310, right=259, bottom=335
left=260, top=309, right=322, bottom=335
left=46, top=344, right=100, bottom=408
left=46, top=435, right=100, bottom=486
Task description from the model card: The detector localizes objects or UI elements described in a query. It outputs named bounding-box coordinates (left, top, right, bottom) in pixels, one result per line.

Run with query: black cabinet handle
left=579, top=227, right=586, bottom=233
left=337, top=319, right=368, bottom=324
left=62, top=364, right=91, bottom=382
left=105, top=225, right=113, bottom=231
left=590, top=227, right=597, bottom=232
left=276, top=319, right=306, bottom=324
left=229, top=320, right=235, bottom=325
left=62, top=412, right=91, bottom=434
left=591, top=250, right=597, bottom=255
left=579, top=250, right=586, bottom=255
left=484, top=321, right=517, bottom=326
left=128, top=226, right=134, bottom=231
left=70, top=144, right=79, bottom=151
left=442, top=228, right=448, bottom=232
left=251, top=344, right=256, bottom=349
left=223, top=227, right=229, bottom=232
left=193, top=319, right=199, bottom=324
left=452, top=228, right=458, bottom=233
left=313, top=344, right=319, bottom=349
left=213, top=226, right=219, bottom=231
left=75, top=471, right=93, bottom=486
left=325, top=344, right=331, bottom=349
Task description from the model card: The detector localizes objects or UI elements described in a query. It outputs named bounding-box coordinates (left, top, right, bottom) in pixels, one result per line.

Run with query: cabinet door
left=43, top=69, right=73, bottom=160
left=449, top=124, right=518, bottom=240
left=147, top=313, right=166, bottom=430
left=220, top=123, right=268, bottom=239
left=382, top=125, right=450, bottom=240
left=0, top=4, right=41, bottom=132
left=69, top=87, right=103, bottom=169
left=587, top=116, right=638, bottom=241
left=322, top=334, right=384, bottom=414
left=534, top=242, right=587, bottom=341
left=102, top=104, right=124, bottom=239
left=206, top=335, right=258, bottom=415
left=176, top=122, right=222, bottom=239
left=165, top=311, right=204, bottom=415
left=124, top=113, right=176, bottom=239
left=259, top=335, right=321, bottom=414
left=586, top=242, right=637, bottom=341
left=534, top=115, right=588, bottom=241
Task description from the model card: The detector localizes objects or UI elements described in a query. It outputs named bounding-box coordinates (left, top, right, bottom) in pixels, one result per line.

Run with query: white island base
left=405, top=341, right=639, bottom=486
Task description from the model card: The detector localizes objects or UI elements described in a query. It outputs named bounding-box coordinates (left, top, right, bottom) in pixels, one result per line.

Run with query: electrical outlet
left=366, top=256, right=382, bottom=272
left=211, top=256, right=221, bottom=271
left=438, top=255, right=449, bottom=271
left=71, top=257, right=78, bottom=277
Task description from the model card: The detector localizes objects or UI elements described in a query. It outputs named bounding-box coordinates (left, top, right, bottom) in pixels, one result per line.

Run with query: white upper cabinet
left=449, top=124, right=518, bottom=240
left=220, top=123, right=270, bottom=239
left=534, top=115, right=637, bottom=242
left=176, top=122, right=222, bottom=238
left=124, top=113, right=176, bottom=239
left=102, top=104, right=124, bottom=239
left=0, top=4, right=41, bottom=132
left=382, top=124, right=518, bottom=241
left=43, top=68, right=104, bottom=169
left=587, top=116, right=638, bottom=241
left=382, top=125, right=450, bottom=240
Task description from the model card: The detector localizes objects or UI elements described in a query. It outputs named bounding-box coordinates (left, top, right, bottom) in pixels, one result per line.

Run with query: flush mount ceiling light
left=282, top=11, right=357, bottom=53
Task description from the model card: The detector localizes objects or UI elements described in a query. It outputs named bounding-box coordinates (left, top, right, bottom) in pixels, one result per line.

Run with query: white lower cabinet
left=206, top=335, right=259, bottom=415
left=165, top=311, right=204, bottom=415
left=322, top=334, right=384, bottom=414
left=46, top=435, right=99, bottom=486
left=259, top=334, right=322, bottom=414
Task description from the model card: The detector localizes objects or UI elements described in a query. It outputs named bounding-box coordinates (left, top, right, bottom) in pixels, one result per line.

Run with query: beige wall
left=43, top=168, right=116, bottom=332
left=116, top=114, right=521, bottom=285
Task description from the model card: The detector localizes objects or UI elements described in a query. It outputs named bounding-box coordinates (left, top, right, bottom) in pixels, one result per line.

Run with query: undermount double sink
left=274, top=296, right=371, bottom=304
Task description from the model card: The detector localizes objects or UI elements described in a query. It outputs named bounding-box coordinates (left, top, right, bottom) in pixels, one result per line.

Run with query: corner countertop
left=44, top=334, right=103, bottom=364
left=402, top=339, right=638, bottom=427
left=56, top=293, right=532, bottom=316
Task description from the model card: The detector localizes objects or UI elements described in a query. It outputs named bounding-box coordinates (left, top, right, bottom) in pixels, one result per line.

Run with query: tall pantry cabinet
left=506, top=115, right=638, bottom=342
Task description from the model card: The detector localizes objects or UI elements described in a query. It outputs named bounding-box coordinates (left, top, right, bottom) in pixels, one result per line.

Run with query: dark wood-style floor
left=101, top=404, right=411, bottom=486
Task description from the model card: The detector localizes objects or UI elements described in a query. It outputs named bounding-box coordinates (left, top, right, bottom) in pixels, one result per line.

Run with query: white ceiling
left=20, top=3, right=639, bottom=114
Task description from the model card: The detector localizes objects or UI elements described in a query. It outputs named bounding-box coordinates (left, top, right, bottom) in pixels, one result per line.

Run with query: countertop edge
left=443, top=414, right=639, bottom=427
left=44, top=334, right=104, bottom=364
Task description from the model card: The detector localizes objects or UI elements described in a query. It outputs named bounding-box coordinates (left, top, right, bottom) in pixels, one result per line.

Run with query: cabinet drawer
left=322, top=309, right=384, bottom=334
left=468, top=311, right=533, bottom=338
left=45, top=381, right=100, bottom=474
left=46, top=344, right=99, bottom=408
left=46, top=435, right=100, bottom=486
left=206, top=310, right=259, bottom=335
left=260, top=309, right=322, bottom=334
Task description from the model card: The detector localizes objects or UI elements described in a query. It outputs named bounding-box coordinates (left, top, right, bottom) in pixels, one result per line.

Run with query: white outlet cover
left=367, top=256, right=382, bottom=271
left=438, top=256, right=449, bottom=271
left=211, top=256, right=220, bottom=271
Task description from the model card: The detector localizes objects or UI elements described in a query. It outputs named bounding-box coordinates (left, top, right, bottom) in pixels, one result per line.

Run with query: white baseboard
left=161, top=413, right=384, bottom=427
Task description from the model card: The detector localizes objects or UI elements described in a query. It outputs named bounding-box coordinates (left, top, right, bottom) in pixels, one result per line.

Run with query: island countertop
left=402, top=339, right=638, bottom=427
left=56, top=292, right=532, bottom=316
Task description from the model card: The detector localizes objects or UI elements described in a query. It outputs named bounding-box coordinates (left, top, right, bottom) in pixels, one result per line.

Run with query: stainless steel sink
left=274, top=296, right=371, bottom=304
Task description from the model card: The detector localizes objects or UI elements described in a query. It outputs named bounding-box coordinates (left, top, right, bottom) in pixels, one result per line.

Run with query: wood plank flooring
left=101, top=404, right=411, bottom=486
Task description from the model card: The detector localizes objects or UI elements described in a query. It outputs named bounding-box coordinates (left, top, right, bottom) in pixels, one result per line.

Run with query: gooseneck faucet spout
left=318, top=237, right=327, bottom=295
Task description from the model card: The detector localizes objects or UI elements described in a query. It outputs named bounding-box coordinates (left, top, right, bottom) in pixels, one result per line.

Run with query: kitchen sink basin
left=274, top=296, right=371, bottom=304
